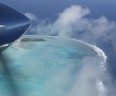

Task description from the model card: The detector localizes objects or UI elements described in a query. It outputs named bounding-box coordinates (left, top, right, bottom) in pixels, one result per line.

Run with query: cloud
left=24, top=4, right=116, bottom=96
left=24, top=12, right=38, bottom=22
left=24, top=5, right=116, bottom=44
left=24, top=4, right=116, bottom=67
left=52, top=5, right=90, bottom=38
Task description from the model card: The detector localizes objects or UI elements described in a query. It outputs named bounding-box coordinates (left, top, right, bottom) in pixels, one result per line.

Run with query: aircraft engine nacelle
left=0, top=2, right=31, bottom=49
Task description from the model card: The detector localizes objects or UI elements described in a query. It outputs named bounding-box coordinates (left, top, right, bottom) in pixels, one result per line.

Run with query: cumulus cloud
left=24, top=5, right=116, bottom=44
left=24, top=4, right=116, bottom=96
left=24, top=4, right=116, bottom=69
left=52, top=5, right=90, bottom=38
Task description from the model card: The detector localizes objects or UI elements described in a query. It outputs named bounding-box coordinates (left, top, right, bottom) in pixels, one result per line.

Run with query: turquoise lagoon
left=0, top=36, right=100, bottom=96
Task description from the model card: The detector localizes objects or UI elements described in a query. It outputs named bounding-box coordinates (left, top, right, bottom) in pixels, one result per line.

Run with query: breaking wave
left=2, top=35, right=110, bottom=96
left=71, top=38, right=108, bottom=96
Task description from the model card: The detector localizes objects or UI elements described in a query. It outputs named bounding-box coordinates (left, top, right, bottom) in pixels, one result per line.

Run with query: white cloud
left=25, top=5, right=116, bottom=44
left=24, top=12, right=38, bottom=22
left=52, top=5, right=90, bottom=38
left=24, top=4, right=116, bottom=96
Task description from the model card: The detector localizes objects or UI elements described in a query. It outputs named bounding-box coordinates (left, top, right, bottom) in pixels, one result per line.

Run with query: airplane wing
left=0, top=2, right=31, bottom=95
left=0, top=2, right=31, bottom=48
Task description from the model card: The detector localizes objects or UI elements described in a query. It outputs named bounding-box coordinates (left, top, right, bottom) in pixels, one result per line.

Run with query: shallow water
left=0, top=36, right=100, bottom=96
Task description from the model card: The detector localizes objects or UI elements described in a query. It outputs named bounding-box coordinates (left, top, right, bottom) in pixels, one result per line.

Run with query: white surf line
left=22, top=35, right=107, bottom=72
left=22, top=35, right=107, bottom=70
left=71, top=39, right=107, bottom=96
left=40, top=35, right=108, bottom=96
left=73, top=39, right=107, bottom=71
left=22, top=35, right=107, bottom=65
left=21, top=35, right=108, bottom=95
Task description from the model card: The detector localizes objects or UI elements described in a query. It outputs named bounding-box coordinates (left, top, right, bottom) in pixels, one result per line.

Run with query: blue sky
left=0, top=0, right=116, bottom=21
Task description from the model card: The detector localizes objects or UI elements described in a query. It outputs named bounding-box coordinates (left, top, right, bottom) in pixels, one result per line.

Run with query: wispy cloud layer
left=24, top=5, right=116, bottom=44
left=24, top=4, right=116, bottom=96
left=24, top=5, right=116, bottom=73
